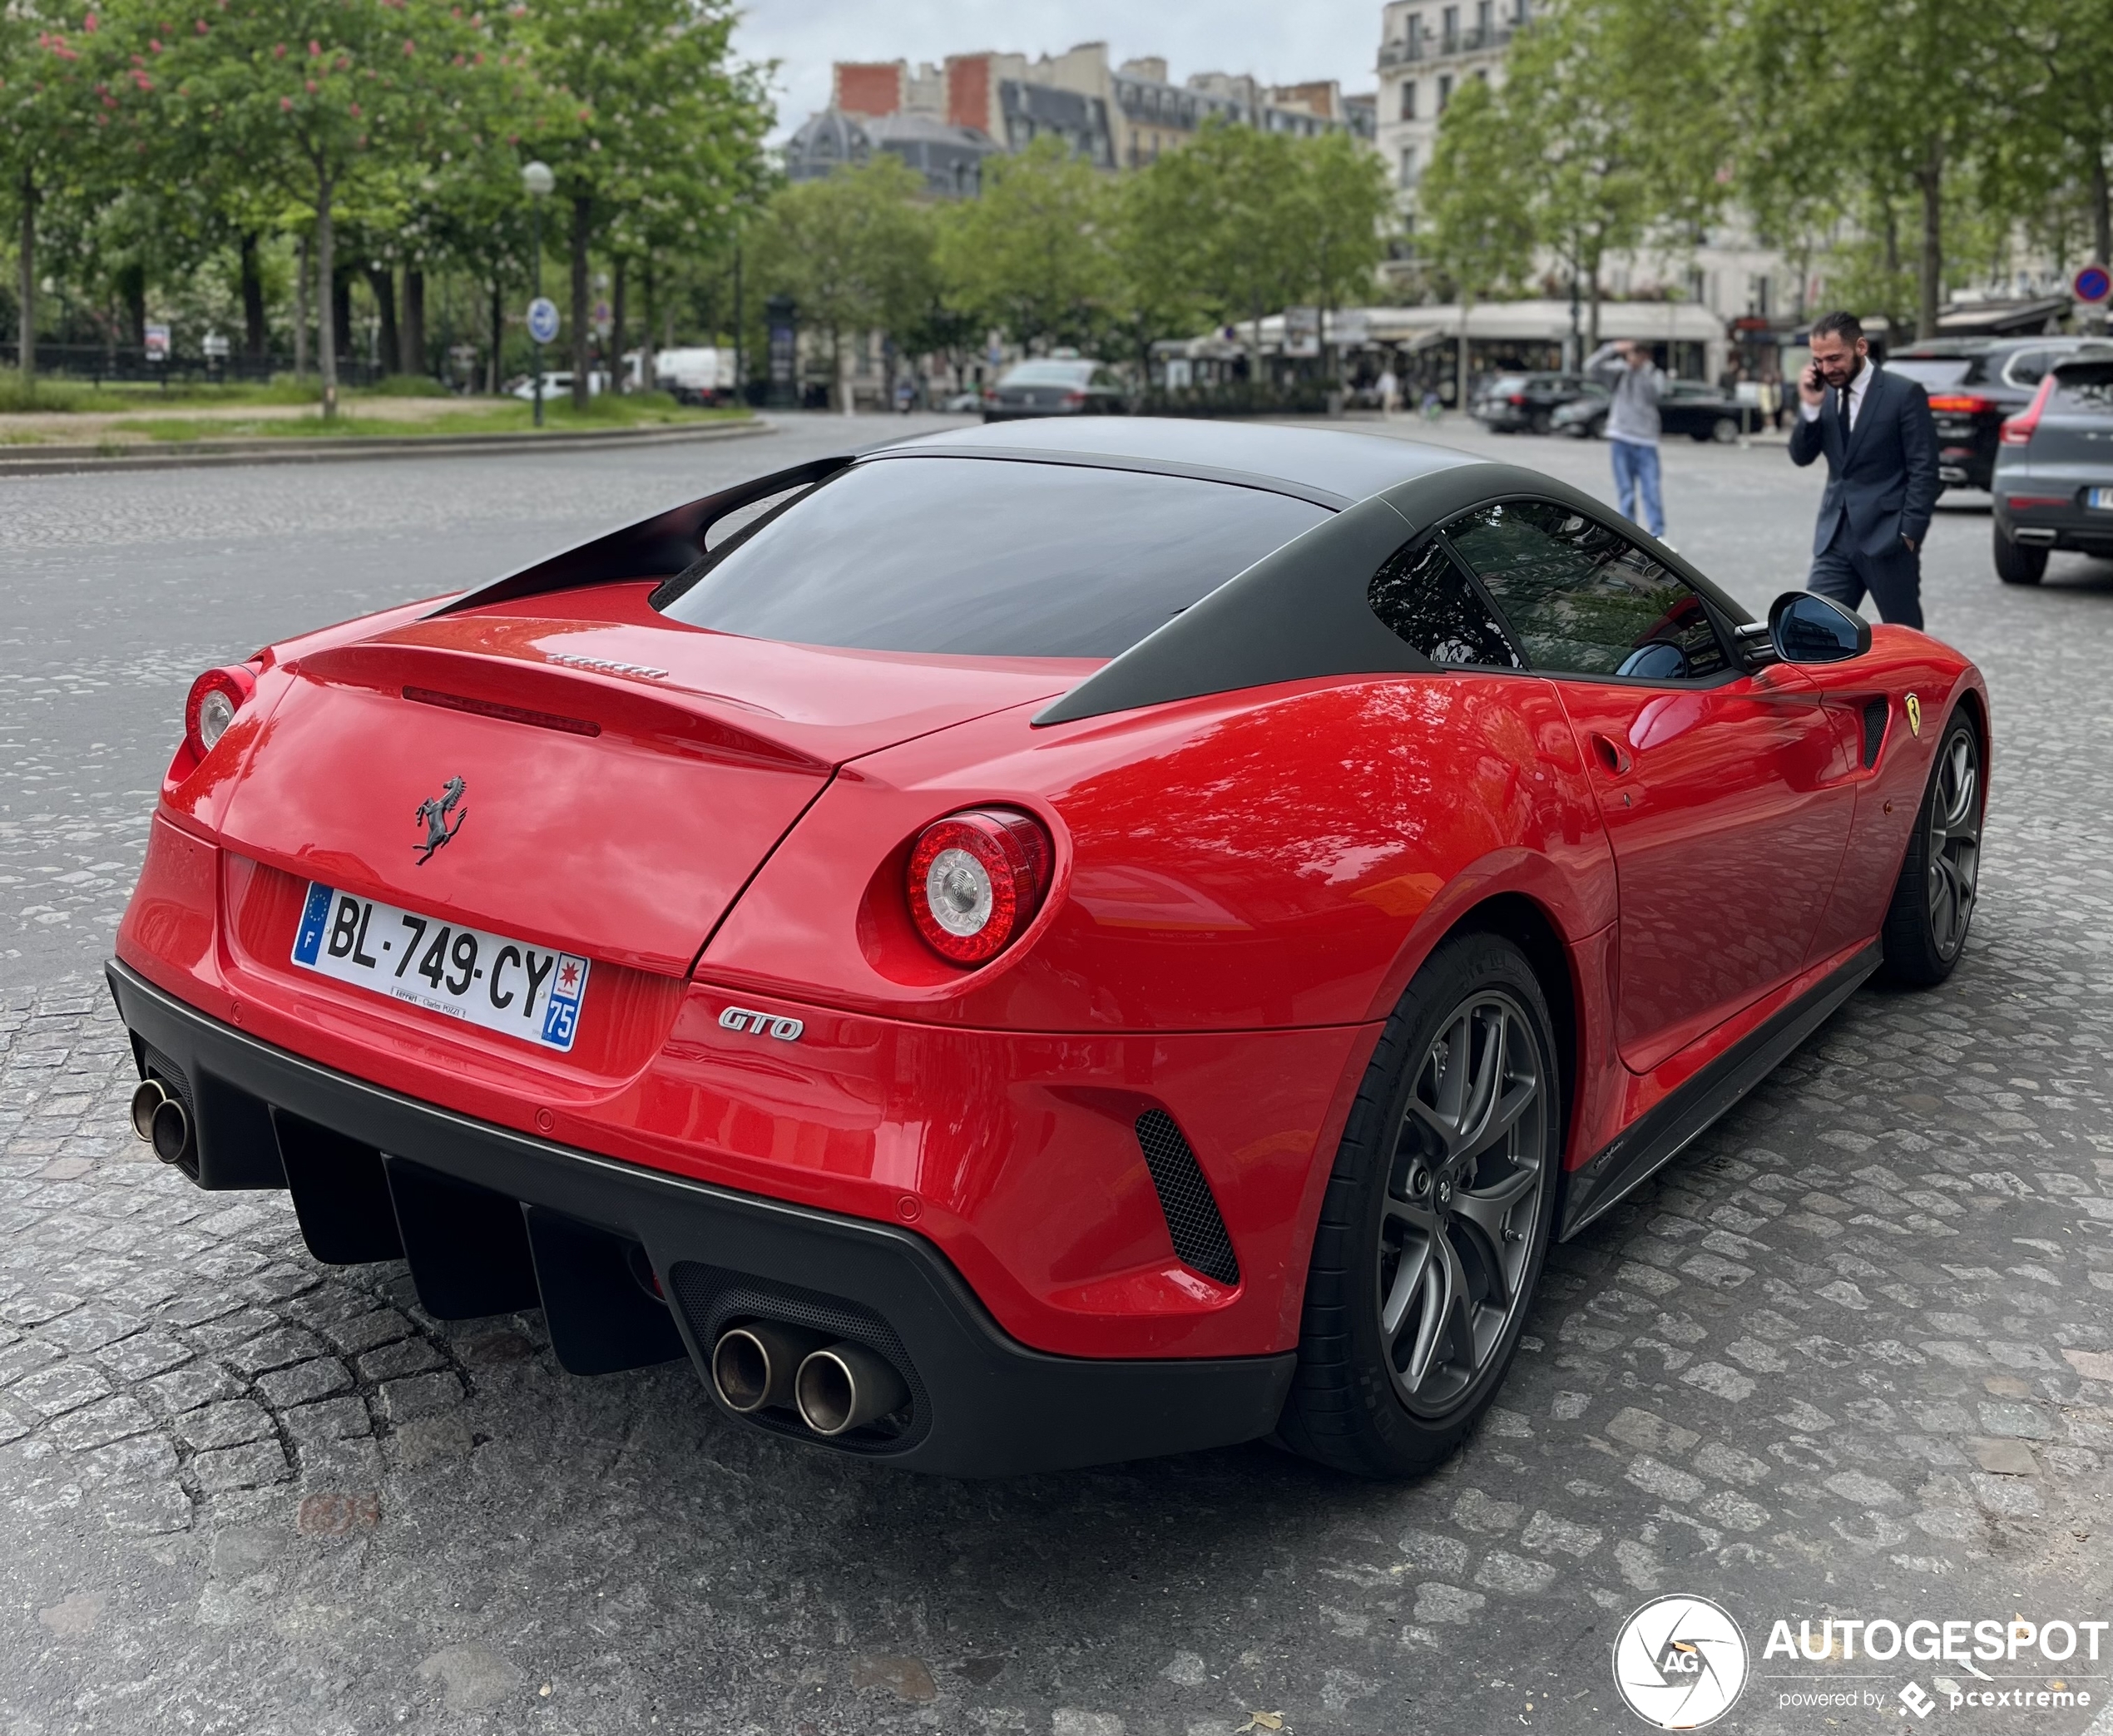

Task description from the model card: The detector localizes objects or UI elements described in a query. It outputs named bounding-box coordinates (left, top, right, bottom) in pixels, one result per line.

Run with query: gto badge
left=1905, top=693, right=1922, bottom=738
left=413, top=775, right=468, bottom=863
left=720, top=1006, right=804, bottom=1042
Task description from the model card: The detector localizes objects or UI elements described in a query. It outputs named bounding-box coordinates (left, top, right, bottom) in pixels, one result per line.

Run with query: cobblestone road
left=1, top=416, right=2110, bottom=1735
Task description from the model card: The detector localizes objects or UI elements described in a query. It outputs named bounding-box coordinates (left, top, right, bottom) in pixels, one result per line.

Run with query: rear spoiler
left=428, top=453, right=854, bottom=617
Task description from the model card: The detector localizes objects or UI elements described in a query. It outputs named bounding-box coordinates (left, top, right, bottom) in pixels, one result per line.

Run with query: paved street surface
left=1, top=413, right=2110, bottom=1734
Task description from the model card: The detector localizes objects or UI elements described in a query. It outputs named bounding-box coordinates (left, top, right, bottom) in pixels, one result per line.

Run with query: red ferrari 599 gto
left=109, top=420, right=1988, bottom=1477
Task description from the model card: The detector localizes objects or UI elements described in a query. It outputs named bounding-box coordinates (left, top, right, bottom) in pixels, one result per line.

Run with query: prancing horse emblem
left=413, top=776, right=468, bottom=863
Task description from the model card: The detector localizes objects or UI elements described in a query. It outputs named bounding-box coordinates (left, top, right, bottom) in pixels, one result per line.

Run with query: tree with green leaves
left=154, top=0, right=509, bottom=413
left=523, top=0, right=769, bottom=409
left=938, top=134, right=1119, bottom=356
left=752, top=154, right=937, bottom=412
left=1419, top=77, right=1537, bottom=402
left=1291, top=129, right=1393, bottom=373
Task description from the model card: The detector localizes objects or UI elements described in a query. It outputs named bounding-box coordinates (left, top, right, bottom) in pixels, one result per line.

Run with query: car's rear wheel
left=1278, top=932, right=1561, bottom=1477
left=1710, top=415, right=1741, bottom=444
left=1529, top=408, right=1552, bottom=435
left=1879, top=711, right=1983, bottom=987
left=1993, top=524, right=2047, bottom=585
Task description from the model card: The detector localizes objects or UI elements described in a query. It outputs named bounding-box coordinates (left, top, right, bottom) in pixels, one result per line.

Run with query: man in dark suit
left=1789, top=310, right=1940, bottom=629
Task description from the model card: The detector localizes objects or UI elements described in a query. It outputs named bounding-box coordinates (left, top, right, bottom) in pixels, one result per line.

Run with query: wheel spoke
left=1402, top=1240, right=1454, bottom=1393
left=1451, top=1162, right=1538, bottom=1259
left=1455, top=1011, right=1506, bottom=1151
left=1462, top=1074, right=1538, bottom=1164
left=1403, top=1095, right=1458, bottom=1160
left=1380, top=1231, right=1433, bottom=1339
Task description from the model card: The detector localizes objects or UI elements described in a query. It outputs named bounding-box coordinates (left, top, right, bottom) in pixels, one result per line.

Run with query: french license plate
left=2088, top=487, right=2113, bottom=511
left=290, top=883, right=590, bottom=1052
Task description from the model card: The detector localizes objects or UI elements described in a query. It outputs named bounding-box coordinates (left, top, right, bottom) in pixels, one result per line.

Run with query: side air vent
left=1861, top=698, right=1889, bottom=769
left=1134, top=1110, right=1240, bottom=1286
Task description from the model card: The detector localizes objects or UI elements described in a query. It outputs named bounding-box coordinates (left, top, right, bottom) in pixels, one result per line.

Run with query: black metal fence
left=0, top=342, right=384, bottom=388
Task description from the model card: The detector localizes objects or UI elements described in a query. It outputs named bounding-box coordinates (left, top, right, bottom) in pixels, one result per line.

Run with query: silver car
left=1991, top=355, right=2113, bottom=584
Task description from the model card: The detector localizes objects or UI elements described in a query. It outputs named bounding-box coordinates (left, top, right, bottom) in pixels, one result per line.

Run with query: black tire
left=1710, top=415, right=1740, bottom=444
left=1277, top=932, right=1562, bottom=1478
left=1529, top=408, right=1553, bottom=435
left=1879, top=710, right=1983, bottom=987
left=1992, top=524, right=2046, bottom=585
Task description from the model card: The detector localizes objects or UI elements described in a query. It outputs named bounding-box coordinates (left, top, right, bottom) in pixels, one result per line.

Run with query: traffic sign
left=527, top=297, right=561, bottom=344
left=2076, top=264, right=2111, bottom=305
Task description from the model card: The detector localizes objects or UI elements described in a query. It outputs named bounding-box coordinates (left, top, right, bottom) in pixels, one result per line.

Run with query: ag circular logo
left=1612, top=1595, right=1748, bottom=1729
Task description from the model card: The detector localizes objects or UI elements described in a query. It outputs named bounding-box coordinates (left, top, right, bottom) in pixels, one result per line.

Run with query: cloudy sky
left=731, top=0, right=1386, bottom=139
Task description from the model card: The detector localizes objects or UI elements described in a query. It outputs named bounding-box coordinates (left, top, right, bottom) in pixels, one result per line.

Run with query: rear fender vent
left=1860, top=697, right=1889, bottom=769
left=1134, top=1110, right=1240, bottom=1286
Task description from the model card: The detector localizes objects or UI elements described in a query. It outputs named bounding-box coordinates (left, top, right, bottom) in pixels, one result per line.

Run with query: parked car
left=982, top=359, right=1132, bottom=421
left=1551, top=378, right=1754, bottom=443
left=507, top=369, right=608, bottom=402
left=111, top=418, right=1987, bottom=1480
left=1888, top=337, right=2113, bottom=493
left=650, top=347, right=733, bottom=405
left=1471, top=373, right=1596, bottom=434
left=1990, top=354, right=2113, bottom=583
left=942, top=389, right=983, bottom=413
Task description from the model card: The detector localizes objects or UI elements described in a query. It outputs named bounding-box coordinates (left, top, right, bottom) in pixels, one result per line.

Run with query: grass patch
left=0, top=378, right=93, bottom=413
left=113, top=393, right=747, bottom=443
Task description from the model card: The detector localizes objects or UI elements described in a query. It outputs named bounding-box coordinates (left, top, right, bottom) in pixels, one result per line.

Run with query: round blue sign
left=526, top=296, right=561, bottom=344
left=2076, top=265, right=2111, bottom=305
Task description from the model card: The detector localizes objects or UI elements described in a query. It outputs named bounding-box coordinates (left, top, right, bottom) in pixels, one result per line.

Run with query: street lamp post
left=522, top=160, right=555, bottom=428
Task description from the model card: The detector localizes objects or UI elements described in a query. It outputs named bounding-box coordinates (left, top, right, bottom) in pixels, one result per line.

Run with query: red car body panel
left=109, top=424, right=1989, bottom=1472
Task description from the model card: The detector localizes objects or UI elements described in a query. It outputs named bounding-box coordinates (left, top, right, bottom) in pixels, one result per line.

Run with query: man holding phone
left=1789, top=310, right=1939, bottom=628
left=1585, top=338, right=1668, bottom=539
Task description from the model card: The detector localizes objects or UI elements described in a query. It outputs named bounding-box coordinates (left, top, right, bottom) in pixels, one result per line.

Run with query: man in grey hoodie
left=1586, top=339, right=1667, bottom=539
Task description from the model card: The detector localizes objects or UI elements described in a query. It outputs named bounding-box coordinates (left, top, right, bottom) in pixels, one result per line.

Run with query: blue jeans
left=1610, top=438, right=1665, bottom=539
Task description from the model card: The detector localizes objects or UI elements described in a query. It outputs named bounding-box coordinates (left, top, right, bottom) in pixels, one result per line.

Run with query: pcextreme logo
left=1613, top=1595, right=1749, bottom=1729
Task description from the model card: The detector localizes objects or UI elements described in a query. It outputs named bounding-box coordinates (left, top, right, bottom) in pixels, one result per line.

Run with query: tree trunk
left=488, top=274, right=503, bottom=395
left=2091, top=147, right=2111, bottom=332
left=239, top=232, right=268, bottom=361
left=610, top=256, right=627, bottom=394
left=364, top=264, right=401, bottom=375
left=637, top=255, right=656, bottom=401
left=570, top=194, right=592, bottom=411
left=1916, top=134, right=1944, bottom=341
left=294, top=233, right=311, bottom=378
left=1587, top=261, right=1603, bottom=349
left=317, top=179, right=339, bottom=417
left=838, top=331, right=854, bottom=415
left=120, top=265, right=146, bottom=350
left=402, top=267, right=427, bottom=380
left=17, top=167, right=37, bottom=387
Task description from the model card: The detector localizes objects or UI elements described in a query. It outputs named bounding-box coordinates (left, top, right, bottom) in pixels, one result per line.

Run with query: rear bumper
left=1994, top=497, right=2113, bottom=554
left=106, top=960, right=1294, bottom=1477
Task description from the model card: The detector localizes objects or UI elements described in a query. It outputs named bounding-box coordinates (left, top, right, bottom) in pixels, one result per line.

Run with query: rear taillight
left=907, top=809, right=1052, bottom=966
left=2001, top=375, right=2056, bottom=447
left=1062, top=390, right=1086, bottom=406
left=184, top=665, right=257, bottom=760
left=1507, top=393, right=1527, bottom=406
left=2005, top=494, right=2070, bottom=508
left=1927, top=393, right=1995, bottom=415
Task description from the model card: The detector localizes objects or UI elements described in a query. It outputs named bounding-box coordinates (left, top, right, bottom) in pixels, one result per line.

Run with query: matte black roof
left=891, top=417, right=1478, bottom=506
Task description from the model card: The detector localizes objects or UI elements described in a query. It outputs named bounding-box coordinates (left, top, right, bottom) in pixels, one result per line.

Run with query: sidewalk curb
left=0, top=416, right=772, bottom=477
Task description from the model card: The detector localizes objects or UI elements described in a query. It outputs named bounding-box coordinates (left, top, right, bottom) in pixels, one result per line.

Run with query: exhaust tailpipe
left=794, top=1342, right=909, bottom=1437
left=711, top=1322, right=827, bottom=1414
left=149, top=1096, right=191, bottom=1166
left=130, top=1077, right=169, bottom=1142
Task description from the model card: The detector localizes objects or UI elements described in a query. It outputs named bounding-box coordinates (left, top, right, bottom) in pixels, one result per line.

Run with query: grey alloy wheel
left=1926, top=726, right=1982, bottom=962
left=1378, top=988, right=1546, bottom=1416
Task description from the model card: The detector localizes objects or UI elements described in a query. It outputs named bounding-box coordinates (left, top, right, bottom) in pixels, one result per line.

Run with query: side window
left=1442, top=499, right=1730, bottom=680
left=1368, top=537, right=1524, bottom=669
left=2005, top=349, right=2054, bottom=388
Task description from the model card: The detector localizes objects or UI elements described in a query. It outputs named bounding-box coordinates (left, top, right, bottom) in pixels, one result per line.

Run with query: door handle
left=1591, top=733, right=1632, bottom=775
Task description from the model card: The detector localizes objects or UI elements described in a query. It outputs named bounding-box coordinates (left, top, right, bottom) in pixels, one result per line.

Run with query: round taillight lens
left=184, top=665, right=257, bottom=760
left=906, top=809, right=1052, bottom=965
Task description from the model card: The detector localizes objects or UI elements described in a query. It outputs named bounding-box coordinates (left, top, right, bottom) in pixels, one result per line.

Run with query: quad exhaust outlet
left=710, top=1324, right=911, bottom=1437
left=128, top=1078, right=193, bottom=1166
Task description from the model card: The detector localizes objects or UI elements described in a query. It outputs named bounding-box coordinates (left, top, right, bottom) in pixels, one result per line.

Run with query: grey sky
left=732, top=1, right=1386, bottom=141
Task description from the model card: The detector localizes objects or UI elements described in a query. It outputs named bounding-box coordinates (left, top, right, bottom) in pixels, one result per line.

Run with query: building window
left=1685, top=266, right=1706, bottom=304
left=1513, top=0, right=1530, bottom=21
left=1442, top=3, right=1459, bottom=47
left=1753, top=274, right=1774, bottom=317
left=1474, top=67, right=1488, bottom=82
left=1438, top=73, right=1452, bottom=111
left=1405, top=10, right=1423, bottom=47
left=1399, top=144, right=1419, bottom=188
left=1477, top=0, right=1492, bottom=36
left=1399, top=80, right=1418, bottom=120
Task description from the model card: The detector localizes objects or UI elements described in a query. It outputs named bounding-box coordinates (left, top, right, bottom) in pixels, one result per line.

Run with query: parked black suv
left=1888, top=338, right=2113, bottom=493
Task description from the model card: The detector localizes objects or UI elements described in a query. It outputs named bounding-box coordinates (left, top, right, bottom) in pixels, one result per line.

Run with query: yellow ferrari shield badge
left=1905, top=693, right=1922, bottom=737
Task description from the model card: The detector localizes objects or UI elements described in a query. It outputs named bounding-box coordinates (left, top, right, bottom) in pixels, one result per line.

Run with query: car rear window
left=2052, top=363, right=2113, bottom=415
left=1886, top=357, right=1979, bottom=388
left=1002, top=362, right=1095, bottom=386
left=657, top=457, right=1332, bottom=657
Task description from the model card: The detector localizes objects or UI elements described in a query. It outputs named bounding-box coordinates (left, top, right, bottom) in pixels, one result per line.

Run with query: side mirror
left=1769, top=591, right=1871, bottom=664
